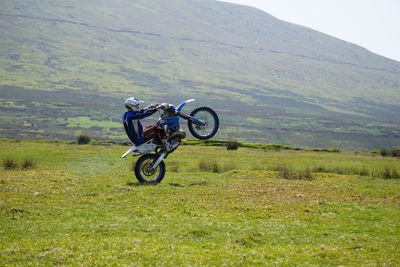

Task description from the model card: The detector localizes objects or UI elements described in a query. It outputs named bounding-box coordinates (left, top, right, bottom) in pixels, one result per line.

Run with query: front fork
left=151, top=152, right=167, bottom=170
left=177, top=112, right=206, bottom=126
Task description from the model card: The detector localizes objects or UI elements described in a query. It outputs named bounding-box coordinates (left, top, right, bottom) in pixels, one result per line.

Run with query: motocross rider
left=123, top=97, right=185, bottom=152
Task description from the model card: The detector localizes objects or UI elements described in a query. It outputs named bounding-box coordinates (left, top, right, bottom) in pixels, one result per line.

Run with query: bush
left=77, top=135, right=91, bottom=144
left=311, top=148, right=341, bottom=153
left=380, top=149, right=389, bottom=157
left=226, top=141, right=240, bottom=150
left=390, top=147, right=400, bottom=157
left=380, top=148, right=400, bottom=157
left=3, top=158, right=18, bottom=170
left=327, top=148, right=341, bottom=152
left=370, top=150, right=379, bottom=157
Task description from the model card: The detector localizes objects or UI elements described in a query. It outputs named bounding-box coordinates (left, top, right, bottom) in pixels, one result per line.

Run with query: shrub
left=311, top=148, right=341, bottom=153
left=390, top=147, right=400, bottom=157
left=380, top=148, right=400, bottom=157
left=77, top=135, right=91, bottom=144
left=370, top=150, right=379, bottom=157
left=380, top=149, right=389, bottom=157
left=268, top=144, right=286, bottom=151
left=3, top=158, right=18, bottom=170
left=226, top=141, right=239, bottom=150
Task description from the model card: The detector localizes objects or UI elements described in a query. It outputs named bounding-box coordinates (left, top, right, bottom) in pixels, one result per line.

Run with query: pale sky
left=222, top=0, right=400, bottom=62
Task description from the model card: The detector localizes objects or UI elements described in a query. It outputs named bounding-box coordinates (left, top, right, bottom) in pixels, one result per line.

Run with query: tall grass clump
left=381, top=167, right=400, bottom=179
left=21, top=159, right=36, bottom=170
left=273, top=164, right=314, bottom=180
left=198, top=159, right=236, bottom=173
left=77, top=135, right=91, bottom=144
left=3, top=158, right=19, bottom=170
left=311, top=165, right=400, bottom=179
left=168, top=161, right=180, bottom=173
left=2, top=158, right=36, bottom=170
left=312, top=165, right=374, bottom=177
left=221, top=162, right=236, bottom=172
left=199, top=159, right=219, bottom=173
left=313, top=165, right=328, bottom=173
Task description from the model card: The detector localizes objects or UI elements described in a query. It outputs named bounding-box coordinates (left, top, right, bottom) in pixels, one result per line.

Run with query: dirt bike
left=121, top=99, right=219, bottom=184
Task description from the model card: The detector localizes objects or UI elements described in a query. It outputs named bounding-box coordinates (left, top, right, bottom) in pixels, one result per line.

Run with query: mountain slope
left=1, top=0, right=399, bottom=150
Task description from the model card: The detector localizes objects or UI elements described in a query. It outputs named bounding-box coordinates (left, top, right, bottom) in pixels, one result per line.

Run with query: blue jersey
left=123, top=108, right=157, bottom=145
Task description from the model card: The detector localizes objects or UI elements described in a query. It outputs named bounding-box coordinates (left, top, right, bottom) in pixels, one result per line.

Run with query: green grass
left=1, top=140, right=399, bottom=265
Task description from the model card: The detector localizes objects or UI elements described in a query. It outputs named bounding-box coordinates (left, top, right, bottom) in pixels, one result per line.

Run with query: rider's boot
left=167, top=140, right=180, bottom=151
left=169, top=130, right=186, bottom=140
left=165, top=130, right=186, bottom=151
left=160, top=134, right=181, bottom=152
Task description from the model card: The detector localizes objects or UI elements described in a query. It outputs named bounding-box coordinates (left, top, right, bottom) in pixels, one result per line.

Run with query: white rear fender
left=121, top=146, right=137, bottom=158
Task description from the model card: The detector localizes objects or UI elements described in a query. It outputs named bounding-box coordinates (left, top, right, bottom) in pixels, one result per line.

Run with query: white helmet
left=124, top=97, right=144, bottom=111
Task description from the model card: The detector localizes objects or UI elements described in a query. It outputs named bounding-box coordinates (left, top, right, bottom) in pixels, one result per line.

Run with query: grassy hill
left=1, top=0, right=400, bottom=150
left=1, top=140, right=399, bottom=265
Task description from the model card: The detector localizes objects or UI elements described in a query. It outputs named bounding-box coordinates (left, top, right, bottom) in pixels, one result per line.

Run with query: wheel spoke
left=193, top=111, right=216, bottom=137
left=141, top=159, right=160, bottom=182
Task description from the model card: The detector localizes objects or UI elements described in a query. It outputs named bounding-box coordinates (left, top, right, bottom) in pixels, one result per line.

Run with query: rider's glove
left=158, top=103, right=177, bottom=114
left=158, top=103, right=169, bottom=111
left=143, top=104, right=159, bottom=111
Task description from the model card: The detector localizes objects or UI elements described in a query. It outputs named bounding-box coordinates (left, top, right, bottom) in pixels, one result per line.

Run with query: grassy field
left=1, top=140, right=399, bottom=265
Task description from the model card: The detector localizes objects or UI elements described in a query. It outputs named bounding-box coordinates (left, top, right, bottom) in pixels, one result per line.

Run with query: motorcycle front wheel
left=134, top=154, right=166, bottom=184
left=188, top=107, right=219, bottom=140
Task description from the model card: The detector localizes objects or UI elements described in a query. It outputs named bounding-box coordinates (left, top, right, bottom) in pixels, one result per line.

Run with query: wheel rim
left=140, top=159, right=161, bottom=182
left=193, top=111, right=216, bottom=137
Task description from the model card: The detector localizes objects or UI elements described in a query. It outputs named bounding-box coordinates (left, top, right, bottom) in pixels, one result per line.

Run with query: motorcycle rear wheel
left=134, top=154, right=166, bottom=184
